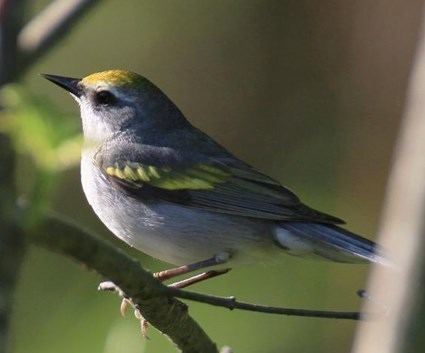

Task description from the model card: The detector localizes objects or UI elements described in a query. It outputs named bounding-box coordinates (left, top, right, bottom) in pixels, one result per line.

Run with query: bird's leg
left=133, top=268, right=232, bottom=335
left=168, top=268, right=231, bottom=289
left=153, top=252, right=230, bottom=282
left=100, top=253, right=232, bottom=335
left=98, top=281, right=133, bottom=317
left=120, top=268, right=231, bottom=336
left=118, top=270, right=231, bottom=319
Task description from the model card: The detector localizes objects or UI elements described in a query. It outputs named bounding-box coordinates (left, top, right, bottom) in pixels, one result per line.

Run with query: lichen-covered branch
left=30, top=215, right=219, bottom=353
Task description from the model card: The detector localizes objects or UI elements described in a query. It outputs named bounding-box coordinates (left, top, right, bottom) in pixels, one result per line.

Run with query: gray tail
left=277, top=222, right=386, bottom=265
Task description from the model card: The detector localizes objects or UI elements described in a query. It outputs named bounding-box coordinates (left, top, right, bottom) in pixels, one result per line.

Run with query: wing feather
left=96, top=142, right=344, bottom=224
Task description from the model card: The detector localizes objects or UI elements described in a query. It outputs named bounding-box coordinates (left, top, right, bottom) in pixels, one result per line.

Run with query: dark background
left=10, top=1, right=423, bottom=352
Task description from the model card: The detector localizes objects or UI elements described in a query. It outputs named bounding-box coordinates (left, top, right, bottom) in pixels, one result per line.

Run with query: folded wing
left=95, top=142, right=344, bottom=224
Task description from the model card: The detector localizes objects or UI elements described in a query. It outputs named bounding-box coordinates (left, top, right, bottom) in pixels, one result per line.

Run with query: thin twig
left=168, top=288, right=361, bottom=320
left=17, top=0, right=99, bottom=67
left=99, top=279, right=361, bottom=321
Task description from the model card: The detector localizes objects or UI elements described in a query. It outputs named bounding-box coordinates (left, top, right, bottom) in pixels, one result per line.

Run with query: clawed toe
left=98, top=258, right=231, bottom=337
left=120, top=298, right=131, bottom=317
left=134, top=308, right=150, bottom=337
left=98, top=281, right=150, bottom=336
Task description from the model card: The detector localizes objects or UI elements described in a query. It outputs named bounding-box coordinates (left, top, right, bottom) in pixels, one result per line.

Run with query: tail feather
left=275, top=222, right=386, bottom=264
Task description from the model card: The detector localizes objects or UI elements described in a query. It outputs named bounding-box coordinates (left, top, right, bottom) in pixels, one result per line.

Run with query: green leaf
left=0, top=84, right=82, bottom=172
left=0, top=85, right=82, bottom=226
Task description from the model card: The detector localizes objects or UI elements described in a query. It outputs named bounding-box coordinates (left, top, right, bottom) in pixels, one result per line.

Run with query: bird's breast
left=80, top=152, right=274, bottom=265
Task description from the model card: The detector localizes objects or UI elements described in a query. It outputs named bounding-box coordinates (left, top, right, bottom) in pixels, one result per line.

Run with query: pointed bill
left=42, top=74, right=82, bottom=97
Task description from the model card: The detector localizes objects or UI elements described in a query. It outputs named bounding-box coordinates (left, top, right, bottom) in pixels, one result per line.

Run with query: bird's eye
left=94, top=90, right=116, bottom=105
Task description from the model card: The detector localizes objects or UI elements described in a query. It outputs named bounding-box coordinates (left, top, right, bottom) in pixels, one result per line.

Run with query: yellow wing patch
left=105, top=163, right=230, bottom=190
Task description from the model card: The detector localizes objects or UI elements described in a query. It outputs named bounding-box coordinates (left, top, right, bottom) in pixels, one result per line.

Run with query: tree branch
left=352, top=5, right=425, bottom=353
left=17, top=0, right=99, bottom=71
left=30, top=214, right=219, bottom=353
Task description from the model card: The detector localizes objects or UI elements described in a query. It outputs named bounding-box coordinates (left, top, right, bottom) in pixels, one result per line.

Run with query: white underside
left=81, top=152, right=287, bottom=265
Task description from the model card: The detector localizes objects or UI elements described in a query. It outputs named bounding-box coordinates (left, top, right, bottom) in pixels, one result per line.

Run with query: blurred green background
left=6, top=1, right=423, bottom=352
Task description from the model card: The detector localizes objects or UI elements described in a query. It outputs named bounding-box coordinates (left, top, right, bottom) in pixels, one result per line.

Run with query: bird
left=43, top=70, right=384, bottom=286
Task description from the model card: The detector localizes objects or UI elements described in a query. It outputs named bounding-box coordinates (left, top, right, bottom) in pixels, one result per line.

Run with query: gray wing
left=95, top=141, right=345, bottom=224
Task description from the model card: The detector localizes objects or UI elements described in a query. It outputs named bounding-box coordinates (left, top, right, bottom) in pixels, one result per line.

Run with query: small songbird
left=43, top=70, right=383, bottom=284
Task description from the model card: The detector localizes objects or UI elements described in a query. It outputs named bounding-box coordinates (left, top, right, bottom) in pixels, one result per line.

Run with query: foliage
left=0, top=85, right=81, bottom=226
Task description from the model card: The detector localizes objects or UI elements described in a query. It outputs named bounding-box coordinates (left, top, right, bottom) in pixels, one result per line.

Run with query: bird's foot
left=120, top=297, right=132, bottom=317
left=98, top=280, right=123, bottom=293
left=98, top=254, right=232, bottom=336
left=134, top=308, right=150, bottom=338
left=98, top=281, right=150, bottom=337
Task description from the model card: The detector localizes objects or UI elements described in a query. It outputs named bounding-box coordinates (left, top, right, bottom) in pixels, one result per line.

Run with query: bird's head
left=43, top=70, right=186, bottom=143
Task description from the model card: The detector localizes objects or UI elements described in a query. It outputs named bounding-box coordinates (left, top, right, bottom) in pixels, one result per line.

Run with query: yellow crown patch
left=82, top=70, right=147, bottom=88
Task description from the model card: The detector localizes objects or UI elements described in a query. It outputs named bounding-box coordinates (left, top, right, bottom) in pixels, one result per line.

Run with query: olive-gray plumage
left=43, top=70, right=383, bottom=266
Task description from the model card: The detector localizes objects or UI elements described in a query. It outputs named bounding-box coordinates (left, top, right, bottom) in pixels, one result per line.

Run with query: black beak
left=42, top=74, right=82, bottom=97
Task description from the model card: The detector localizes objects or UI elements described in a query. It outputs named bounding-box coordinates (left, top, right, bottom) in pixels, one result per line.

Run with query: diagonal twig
left=17, top=0, right=100, bottom=69
left=30, top=214, right=219, bottom=353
